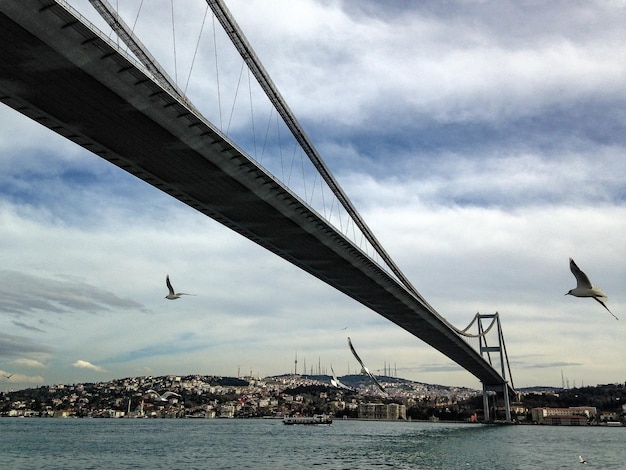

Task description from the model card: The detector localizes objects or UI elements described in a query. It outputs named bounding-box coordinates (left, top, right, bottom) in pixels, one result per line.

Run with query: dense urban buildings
left=2, top=375, right=625, bottom=425
left=0, top=374, right=477, bottom=420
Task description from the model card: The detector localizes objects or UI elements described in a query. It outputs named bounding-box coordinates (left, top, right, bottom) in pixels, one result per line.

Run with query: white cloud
left=11, top=358, right=46, bottom=369
left=72, top=360, right=107, bottom=373
left=219, top=0, right=626, bottom=128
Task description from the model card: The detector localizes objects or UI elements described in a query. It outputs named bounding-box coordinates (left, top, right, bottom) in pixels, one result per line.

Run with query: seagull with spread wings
left=330, top=365, right=352, bottom=391
left=347, top=337, right=386, bottom=394
left=144, top=389, right=182, bottom=402
left=165, top=275, right=194, bottom=300
left=566, top=258, right=618, bottom=320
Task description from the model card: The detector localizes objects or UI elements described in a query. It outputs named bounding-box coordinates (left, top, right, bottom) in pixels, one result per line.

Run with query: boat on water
left=282, top=414, right=332, bottom=425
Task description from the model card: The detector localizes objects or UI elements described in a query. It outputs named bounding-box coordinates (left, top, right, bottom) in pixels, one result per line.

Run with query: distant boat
left=283, top=414, right=332, bottom=425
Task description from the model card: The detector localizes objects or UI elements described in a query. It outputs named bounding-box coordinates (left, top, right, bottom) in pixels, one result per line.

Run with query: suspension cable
left=211, top=12, right=223, bottom=130
left=88, top=0, right=193, bottom=110
left=247, top=69, right=257, bottom=158
left=450, top=312, right=499, bottom=338
left=205, top=0, right=432, bottom=310
left=227, top=62, right=245, bottom=134
left=501, top=327, right=515, bottom=390
left=185, top=4, right=208, bottom=94
left=170, top=0, right=177, bottom=83
left=130, top=0, right=143, bottom=32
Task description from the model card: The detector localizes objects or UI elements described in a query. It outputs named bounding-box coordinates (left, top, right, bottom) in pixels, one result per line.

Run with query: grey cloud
left=517, top=361, right=583, bottom=370
left=341, top=0, right=622, bottom=49
left=11, top=321, right=46, bottom=333
left=407, top=363, right=465, bottom=374
left=0, top=332, right=53, bottom=358
left=508, top=354, right=584, bottom=370
left=0, top=270, right=148, bottom=317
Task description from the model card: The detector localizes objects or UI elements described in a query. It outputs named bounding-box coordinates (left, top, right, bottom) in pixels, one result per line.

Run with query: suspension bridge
left=0, top=0, right=515, bottom=421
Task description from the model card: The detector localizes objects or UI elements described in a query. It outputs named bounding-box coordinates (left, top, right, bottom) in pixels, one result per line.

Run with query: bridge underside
left=0, top=0, right=506, bottom=387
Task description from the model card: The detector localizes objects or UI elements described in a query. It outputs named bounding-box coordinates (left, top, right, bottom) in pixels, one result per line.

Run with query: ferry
left=282, top=414, right=332, bottom=425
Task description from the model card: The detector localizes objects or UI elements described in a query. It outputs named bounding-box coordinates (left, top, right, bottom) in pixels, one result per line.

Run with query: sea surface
left=0, top=418, right=624, bottom=469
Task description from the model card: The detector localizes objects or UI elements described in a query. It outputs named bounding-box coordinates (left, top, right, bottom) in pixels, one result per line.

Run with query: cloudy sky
left=1, top=0, right=624, bottom=392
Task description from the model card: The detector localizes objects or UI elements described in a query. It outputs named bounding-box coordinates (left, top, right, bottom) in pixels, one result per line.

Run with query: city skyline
left=1, top=0, right=625, bottom=391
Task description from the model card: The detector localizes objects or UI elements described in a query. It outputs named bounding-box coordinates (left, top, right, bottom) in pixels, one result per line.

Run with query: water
left=0, top=418, right=624, bottom=469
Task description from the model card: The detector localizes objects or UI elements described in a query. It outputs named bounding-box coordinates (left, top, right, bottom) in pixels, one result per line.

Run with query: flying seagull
left=566, top=258, right=618, bottom=320
left=3, top=374, right=13, bottom=379
left=347, top=337, right=386, bottom=394
left=165, top=275, right=194, bottom=300
left=579, top=455, right=587, bottom=464
left=144, top=389, right=181, bottom=402
left=330, top=364, right=352, bottom=391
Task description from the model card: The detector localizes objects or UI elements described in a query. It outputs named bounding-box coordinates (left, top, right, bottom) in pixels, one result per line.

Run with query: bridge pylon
left=475, top=312, right=514, bottom=422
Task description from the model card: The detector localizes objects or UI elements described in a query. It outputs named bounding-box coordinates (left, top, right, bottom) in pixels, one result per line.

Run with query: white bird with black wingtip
left=566, top=258, right=618, bottom=320
left=144, top=389, right=181, bottom=402
left=164, top=275, right=195, bottom=300
left=347, top=337, right=386, bottom=394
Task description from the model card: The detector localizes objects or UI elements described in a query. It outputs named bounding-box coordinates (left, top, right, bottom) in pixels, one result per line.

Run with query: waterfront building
left=531, top=407, right=597, bottom=425
left=358, top=403, right=407, bottom=420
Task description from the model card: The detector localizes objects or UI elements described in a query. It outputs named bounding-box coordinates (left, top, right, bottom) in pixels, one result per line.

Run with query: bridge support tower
left=477, top=313, right=513, bottom=422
